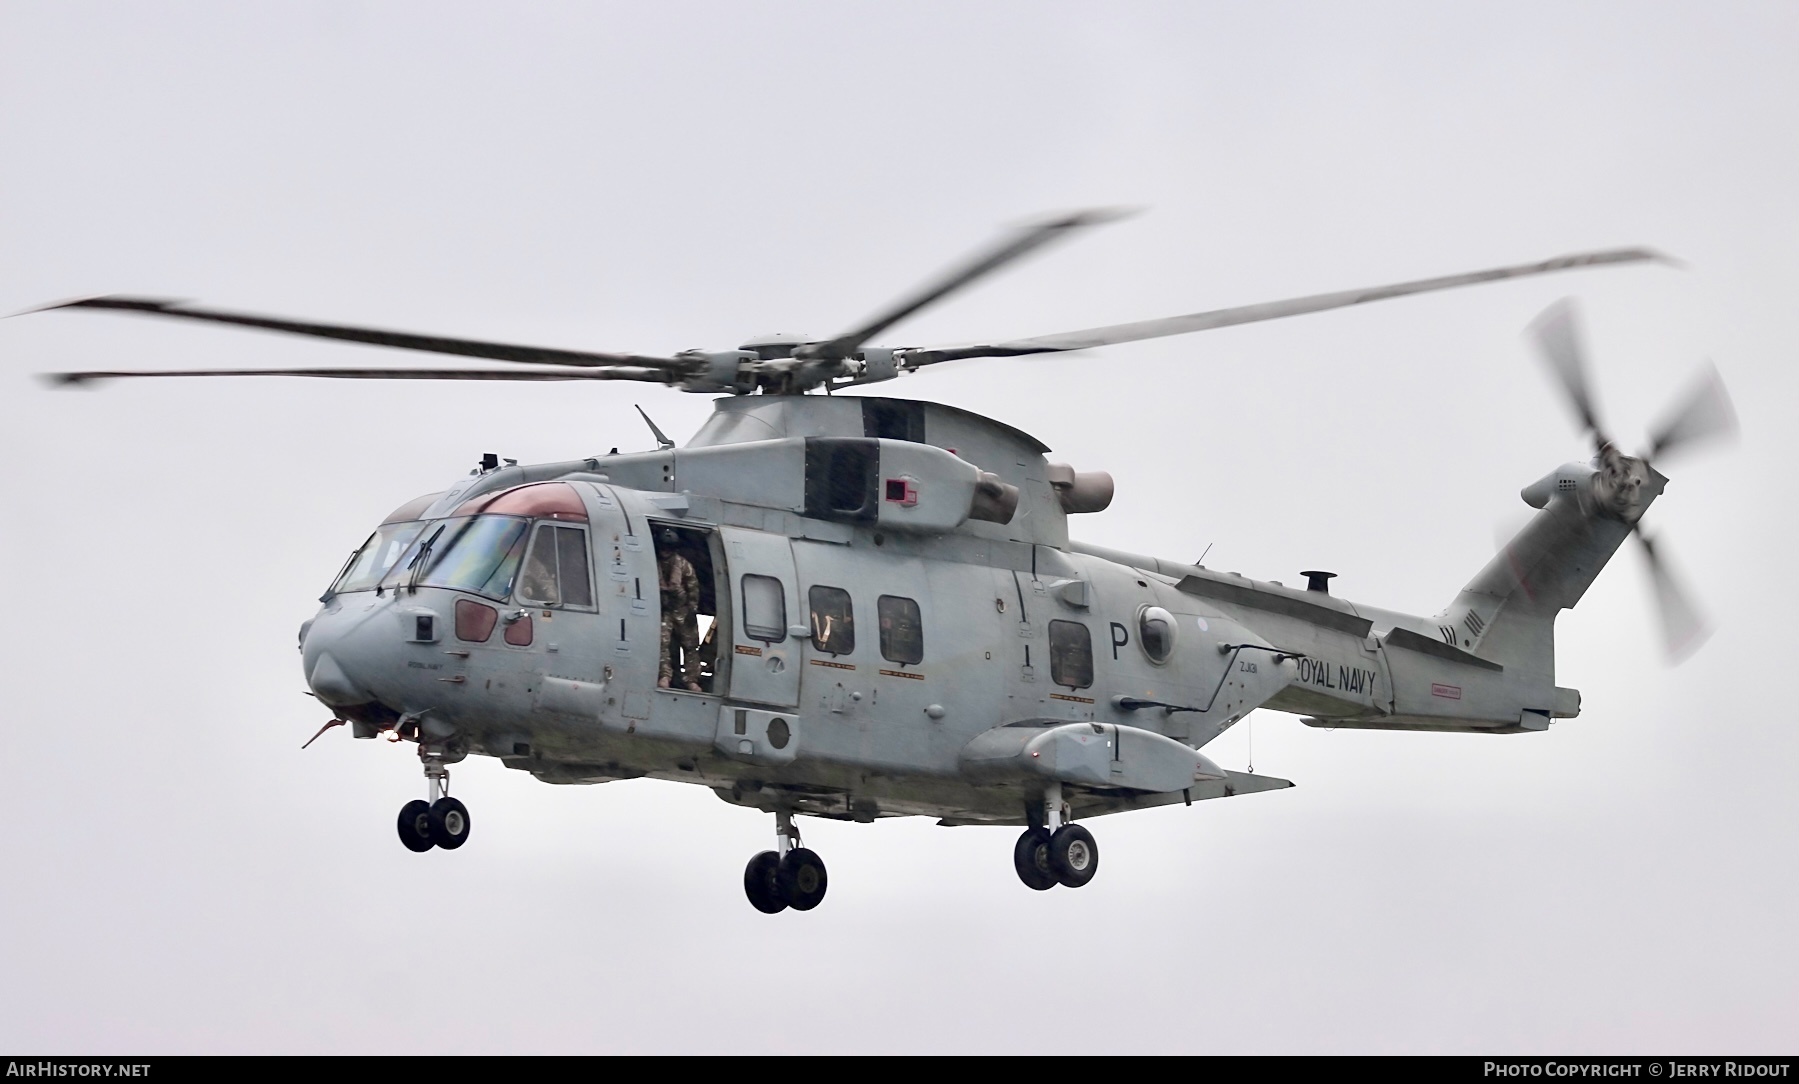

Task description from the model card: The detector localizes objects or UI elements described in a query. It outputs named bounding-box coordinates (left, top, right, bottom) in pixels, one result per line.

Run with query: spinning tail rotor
left=1525, top=300, right=1738, bottom=660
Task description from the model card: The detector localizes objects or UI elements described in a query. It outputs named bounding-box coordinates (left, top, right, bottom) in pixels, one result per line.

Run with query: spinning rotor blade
left=804, top=207, right=1134, bottom=360
left=903, top=248, right=1665, bottom=367
left=37, top=296, right=687, bottom=372
left=44, top=366, right=673, bottom=387
left=1528, top=298, right=1610, bottom=450
left=1518, top=304, right=1730, bottom=664
left=1634, top=527, right=1710, bottom=662
left=1646, top=360, right=1739, bottom=463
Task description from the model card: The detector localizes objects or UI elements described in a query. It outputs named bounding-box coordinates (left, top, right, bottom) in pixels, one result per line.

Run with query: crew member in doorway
left=658, top=529, right=702, bottom=691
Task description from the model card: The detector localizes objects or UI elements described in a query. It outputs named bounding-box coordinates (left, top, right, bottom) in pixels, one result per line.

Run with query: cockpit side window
left=518, top=528, right=559, bottom=604
left=517, top=523, right=593, bottom=608
left=555, top=526, right=593, bottom=607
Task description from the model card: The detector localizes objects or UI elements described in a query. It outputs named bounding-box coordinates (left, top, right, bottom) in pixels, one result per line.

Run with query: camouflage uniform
left=659, top=550, right=702, bottom=687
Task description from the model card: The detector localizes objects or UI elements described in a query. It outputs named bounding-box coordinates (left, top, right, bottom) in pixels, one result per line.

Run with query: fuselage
left=300, top=395, right=1602, bottom=826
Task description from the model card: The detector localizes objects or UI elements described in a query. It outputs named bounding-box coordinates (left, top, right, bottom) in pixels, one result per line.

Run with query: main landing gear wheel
left=1049, top=823, right=1098, bottom=888
left=428, top=796, right=471, bottom=849
left=1013, top=827, right=1057, bottom=891
left=744, top=811, right=829, bottom=914
left=397, top=799, right=435, bottom=852
left=778, top=848, right=829, bottom=911
left=744, top=851, right=787, bottom=914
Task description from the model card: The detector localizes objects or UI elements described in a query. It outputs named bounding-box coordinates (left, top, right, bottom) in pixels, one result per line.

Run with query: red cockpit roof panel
left=456, top=481, right=588, bottom=521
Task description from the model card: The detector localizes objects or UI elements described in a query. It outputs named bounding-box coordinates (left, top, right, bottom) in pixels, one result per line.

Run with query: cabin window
left=517, top=524, right=593, bottom=608
left=809, top=585, right=855, bottom=656
left=742, top=574, right=787, bottom=643
left=415, top=516, right=530, bottom=600
left=1048, top=619, right=1094, bottom=689
left=1138, top=605, right=1177, bottom=664
left=878, top=595, right=923, bottom=666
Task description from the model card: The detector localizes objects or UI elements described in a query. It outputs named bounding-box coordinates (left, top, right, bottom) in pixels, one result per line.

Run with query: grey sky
left=1, top=1, right=1793, bottom=1053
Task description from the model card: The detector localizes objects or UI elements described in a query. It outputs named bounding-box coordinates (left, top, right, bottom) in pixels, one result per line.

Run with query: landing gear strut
left=1013, top=781, right=1099, bottom=890
left=396, top=744, right=471, bottom=852
left=743, top=810, right=828, bottom=913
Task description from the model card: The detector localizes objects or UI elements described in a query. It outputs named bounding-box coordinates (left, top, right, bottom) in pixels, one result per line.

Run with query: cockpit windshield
left=330, top=514, right=536, bottom=602
left=412, top=516, right=530, bottom=598
left=329, top=521, right=428, bottom=596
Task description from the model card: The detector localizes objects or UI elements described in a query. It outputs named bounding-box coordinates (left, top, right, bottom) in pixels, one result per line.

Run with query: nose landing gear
left=397, top=800, right=435, bottom=852
left=1013, top=782, right=1099, bottom=890
left=429, top=795, right=471, bottom=850
left=742, top=810, right=828, bottom=913
left=395, top=744, right=472, bottom=852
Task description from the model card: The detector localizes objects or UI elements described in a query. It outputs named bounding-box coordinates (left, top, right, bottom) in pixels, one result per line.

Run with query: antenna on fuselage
left=636, top=404, right=675, bottom=450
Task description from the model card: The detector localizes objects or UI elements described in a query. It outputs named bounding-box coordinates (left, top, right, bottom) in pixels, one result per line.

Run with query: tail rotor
left=1635, top=527, right=1710, bottom=661
left=1645, top=360, right=1739, bottom=464
left=1526, top=299, right=1738, bottom=662
left=1528, top=298, right=1613, bottom=455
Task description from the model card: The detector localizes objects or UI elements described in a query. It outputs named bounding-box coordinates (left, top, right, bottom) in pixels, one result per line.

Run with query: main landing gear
left=397, top=745, right=471, bottom=853
left=1013, top=782, right=1098, bottom=891
left=743, top=810, right=828, bottom=914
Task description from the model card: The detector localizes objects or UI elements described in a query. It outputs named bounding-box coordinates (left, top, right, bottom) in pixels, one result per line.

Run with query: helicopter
left=29, top=211, right=1736, bottom=913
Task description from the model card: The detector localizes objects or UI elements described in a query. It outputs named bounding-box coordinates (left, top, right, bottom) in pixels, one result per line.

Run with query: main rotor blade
left=37, top=296, right=688, bottom=371
left=1634, top=527, right=1710, bottom=662
left=1527, top=298, right=1609, bottom=450
left=805, top=207, right=1134, bottom=360
left=43, top=366, right=673, bottom=387
left=1646, top=359, right=1739, bottom=462
left=902, top=248, right=1666, bottom=367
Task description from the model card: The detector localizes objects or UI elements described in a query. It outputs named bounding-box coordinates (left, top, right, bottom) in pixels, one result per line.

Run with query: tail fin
left=1438, top=455, right=1664, bottom=686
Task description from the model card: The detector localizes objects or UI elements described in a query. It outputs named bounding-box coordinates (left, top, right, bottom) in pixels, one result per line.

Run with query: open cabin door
left=720, top=526, right=802, bottom=708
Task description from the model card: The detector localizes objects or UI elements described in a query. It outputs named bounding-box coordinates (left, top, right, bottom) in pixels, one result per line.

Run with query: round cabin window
left=1138, top=606, right=1177, bottom=664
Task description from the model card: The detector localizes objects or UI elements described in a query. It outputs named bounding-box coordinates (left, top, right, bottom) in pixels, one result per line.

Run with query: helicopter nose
left=301, top=601, right=392, bottom=708
left=307, top=650, right=372, bottom=707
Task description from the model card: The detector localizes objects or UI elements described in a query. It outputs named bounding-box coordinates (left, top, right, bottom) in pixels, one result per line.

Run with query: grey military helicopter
left=33, top=211, right=1736, bottom=913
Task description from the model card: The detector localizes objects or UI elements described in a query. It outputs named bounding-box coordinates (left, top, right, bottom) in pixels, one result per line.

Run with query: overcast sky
left=1, top=1, right=1794, bottom=1054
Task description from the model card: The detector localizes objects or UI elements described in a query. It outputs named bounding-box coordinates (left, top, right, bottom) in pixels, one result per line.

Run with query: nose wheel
left=742, top=811, right=828, bottom=913
left=395, top=745, right=472, bottom=852
left=1013, top=784, right=1099, bottom=890
left=428, top=796, right=471, bottom=849
left=398, top=800, right=435, bottom=852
